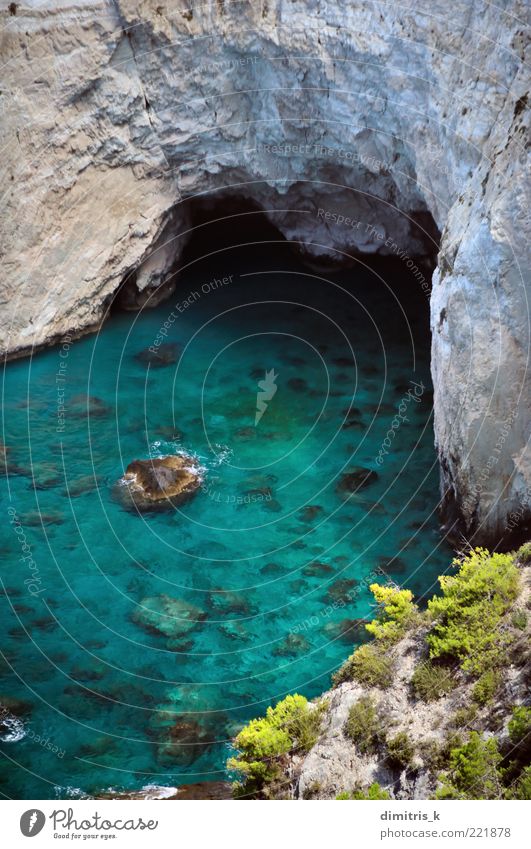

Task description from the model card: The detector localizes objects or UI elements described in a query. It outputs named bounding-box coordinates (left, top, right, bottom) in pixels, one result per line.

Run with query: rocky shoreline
left=228, top=546, right=531, bottom=800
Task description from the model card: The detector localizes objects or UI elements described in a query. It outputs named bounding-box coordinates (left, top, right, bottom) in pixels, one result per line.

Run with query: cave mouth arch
left=113, top=187, right=528, bottom=550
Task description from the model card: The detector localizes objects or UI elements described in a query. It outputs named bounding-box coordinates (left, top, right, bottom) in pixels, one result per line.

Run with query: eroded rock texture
left=1, top=1, right=529, bottom=542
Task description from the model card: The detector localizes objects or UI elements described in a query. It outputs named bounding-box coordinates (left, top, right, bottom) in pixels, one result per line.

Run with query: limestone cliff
left=1, top=1, right=529, bottom=541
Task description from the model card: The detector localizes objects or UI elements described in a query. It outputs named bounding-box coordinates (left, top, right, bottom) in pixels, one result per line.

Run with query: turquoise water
left=0, top=244, right=451, bottom=798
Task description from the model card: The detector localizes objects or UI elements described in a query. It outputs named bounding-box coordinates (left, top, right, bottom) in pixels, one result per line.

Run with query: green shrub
left=411, top=661, right=458, bottom=701
left=508, top=705, right=531, bottom=744
left=508, top=705, right=531, bottom=762
left=333, top=643, right=394, bottom=688
left=511, top=609, right=527, bottom=630
left=450, top=704, right=479, bottom=728
left=351, top=781, right=391, bottom=801
left=337, top=782, right=391, bottom=800
left=436, top=732, right=502, bottom=800
left=472, top=670, right=501, bottom=706
left=418, top=736, right=464, bottom=773
left=228, top=694, right=325, bottom=797
left=365, top=584, right=419, bottom=643
left=386, top=731, right=415, bottom=770
left=516, top=542, right=531, bottom=564
left=505, top=765, right=531, bottom=799
left=344, top=696, right=385, bottom=755
left=302, top=780, right=322, bottom=799
left=427, top=548, right=520, bottom=676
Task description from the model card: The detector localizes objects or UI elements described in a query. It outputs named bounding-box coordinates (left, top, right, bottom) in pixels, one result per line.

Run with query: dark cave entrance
left=174, top=193, right=439, bottom=367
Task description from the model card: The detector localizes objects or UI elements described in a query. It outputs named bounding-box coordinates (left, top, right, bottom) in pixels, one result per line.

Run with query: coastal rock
left=97, top=784, right=179, bottom=800
left=98, top=781, right=232, bottom=800
left=282, top=559, right=531, bottom=799
left=0, top=695, right=32, bottom=742
left=116, top=453, right=202, bottom=511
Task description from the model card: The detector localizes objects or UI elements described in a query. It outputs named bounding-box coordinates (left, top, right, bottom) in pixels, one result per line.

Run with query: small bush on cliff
left=411, top=660, right=458, bottom=701
left=418, top=734, right=463, bottom=772
left=507, top=705, right=531, bottom=765
left=333, top=643, right=394, bottom=688
left=516, top=542, right=531, bottom=565
left=506, top=766, right=531, bottom=799
left=365, top=584, right=419, bottom=643
left=337, top=782, right=390, bottom=800
left=511, top=609, right=527, bottom=630
left=344, top=696, right=385, bottom=754
left=501, top=706, right=531, bottom=793
left=472, top=670, right=501, bottom=706
left=386, top=731, right=415, bottom=770
left=228, top=694, right=325, bottom=798
left=435, top=732, right=502, bottom=800
left=508, top=705, right=531, bottom=746
left=427, top=548, right=520, bottom=676
left=450, top=704, right=479, bottom=729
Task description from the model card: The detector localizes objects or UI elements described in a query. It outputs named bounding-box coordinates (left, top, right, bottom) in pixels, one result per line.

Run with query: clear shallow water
left=0, top=245, right=451, bottom=798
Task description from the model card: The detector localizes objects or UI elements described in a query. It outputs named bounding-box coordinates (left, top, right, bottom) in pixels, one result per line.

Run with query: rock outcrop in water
left=1, top=1, right=529, bottom=543
left=116, top=454, right=202, bottom=511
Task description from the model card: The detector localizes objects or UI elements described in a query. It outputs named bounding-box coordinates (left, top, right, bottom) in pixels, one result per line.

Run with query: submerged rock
left=341, top=418, right=366, bottom=431
left=273, top=633, right=310, bottom=657
left=115, top=453, right=202, bottom=511
left=132, top=594, right=206, bottom=640
left=323, top=578, right=359, bottom=604
left=323, top=618, right=369, bottom=644
left=220, top=620, right=248, bottom=641
left=233, top=425, right=257, bottom=440
left=302, top=561, right=334, bottom=577
left=28, top=462, right=62, bottom=490
left=135, top=342, right=181, bottom=368
left=63, top=474, right=103, bottom=498
left=298, top=505, right=324, bottom=523
left=336, top=467, right=378, bottom=495
left=239, top=473, right=278, bottom=496
left=287, top=377, right=308, bottom=392
left=151, top=712, right=217, bottom=767
left=153, top=425, right=184, bottom=441
left=208, top=590, right=253, bottom=617
left=20, top=510, right=64, bottom=526
left=70, top=394, right=111, bottom=418
left=260, top=562, right=284, bottom=575
left=262, top=497, right=282, bottom=512
left=0, top=443, right=26, bottom=476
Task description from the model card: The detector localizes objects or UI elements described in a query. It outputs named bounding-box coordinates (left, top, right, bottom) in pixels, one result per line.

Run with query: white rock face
left=1, top=0, right=529, bottom=541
